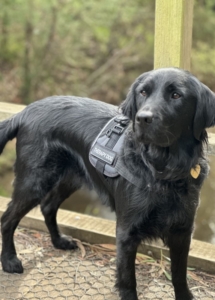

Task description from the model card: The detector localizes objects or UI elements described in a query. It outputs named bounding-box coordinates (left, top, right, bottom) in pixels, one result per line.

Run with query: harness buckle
left=107, top=125, right=124, bottom=137
left=113, top=125, right=124, bottom=134
left=115, top=115, right=130, bottom=126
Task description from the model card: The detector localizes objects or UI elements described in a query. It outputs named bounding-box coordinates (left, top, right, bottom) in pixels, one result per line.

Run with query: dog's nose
left=136, top=111, right=153, bottom=124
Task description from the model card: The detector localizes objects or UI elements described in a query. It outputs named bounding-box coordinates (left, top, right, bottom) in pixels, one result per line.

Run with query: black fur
left=1, top=68, right=215, bottom=300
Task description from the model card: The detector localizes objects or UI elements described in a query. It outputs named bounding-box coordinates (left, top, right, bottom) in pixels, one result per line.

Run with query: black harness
left=89, top=115, right=143, bottom=188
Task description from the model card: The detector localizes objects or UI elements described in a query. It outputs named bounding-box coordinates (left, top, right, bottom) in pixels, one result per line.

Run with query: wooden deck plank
left=0, top=196, right=214, bottom=273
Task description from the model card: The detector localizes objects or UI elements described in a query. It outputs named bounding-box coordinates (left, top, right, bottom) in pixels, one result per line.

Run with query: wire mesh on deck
left=0, top=227, right=215, bottom=300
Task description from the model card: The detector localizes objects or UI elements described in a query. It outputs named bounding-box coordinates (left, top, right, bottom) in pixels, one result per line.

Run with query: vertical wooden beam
left=154, top=0, right=194, bottom=70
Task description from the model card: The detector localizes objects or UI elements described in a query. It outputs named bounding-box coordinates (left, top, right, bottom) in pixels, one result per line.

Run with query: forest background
left=0, top=0, right=215, bottom=106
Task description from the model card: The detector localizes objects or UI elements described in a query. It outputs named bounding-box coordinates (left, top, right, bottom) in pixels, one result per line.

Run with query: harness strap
left=106, top=132, right=120, bottom=149
left=96, top=160, right=105, bottom=174
left=115, top=159, right=143, bottom=188
left=89, top=114, right=143, bottom=189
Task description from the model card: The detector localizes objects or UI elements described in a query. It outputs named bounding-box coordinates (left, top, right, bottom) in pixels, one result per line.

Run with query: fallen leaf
left=97, top=244, right=116, bottom=251
left=74, top=239, right=86, bottom=258
left=32, top=233, right=41, bottom=239
left=163, top=269, right=172, bottom=281
left=187, top=271, right=207, bottom=285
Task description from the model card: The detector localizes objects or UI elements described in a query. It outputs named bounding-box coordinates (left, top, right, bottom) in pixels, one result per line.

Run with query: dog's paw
left=118, top=290, right=138, bottom=300
left=52, top=236, right=77, bottom=250
left=1, top=255, right=23, bottom=274
left=176, top=290, right=194, bottom=300
left=115, top=285, right=138, bottom=300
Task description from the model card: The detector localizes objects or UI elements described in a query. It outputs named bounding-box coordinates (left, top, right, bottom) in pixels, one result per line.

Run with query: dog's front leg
left=115, top=225, right=140, bottom=300
left=167, top=233, right=194, bottom=300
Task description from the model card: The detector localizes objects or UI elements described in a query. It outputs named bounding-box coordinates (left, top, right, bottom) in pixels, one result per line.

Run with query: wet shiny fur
left=1, top=68, right=215, bottom=300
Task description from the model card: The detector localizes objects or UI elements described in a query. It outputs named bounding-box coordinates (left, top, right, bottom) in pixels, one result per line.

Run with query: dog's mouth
left=135, top=124, right=177, bottom=147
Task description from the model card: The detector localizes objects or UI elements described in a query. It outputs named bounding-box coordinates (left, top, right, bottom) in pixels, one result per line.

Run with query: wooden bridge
left=0, top=2, right=215, bottom=299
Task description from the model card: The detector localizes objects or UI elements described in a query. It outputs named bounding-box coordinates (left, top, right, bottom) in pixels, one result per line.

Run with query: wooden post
left=154, top=0, right=194, bottom=70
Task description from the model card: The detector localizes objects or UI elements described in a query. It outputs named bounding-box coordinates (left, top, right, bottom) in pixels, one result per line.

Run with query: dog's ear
left=120, top=80, right=140, bottom=124
left=193, top=83, right=215, bottom=140
left=120, top=72, right=149, bottom=127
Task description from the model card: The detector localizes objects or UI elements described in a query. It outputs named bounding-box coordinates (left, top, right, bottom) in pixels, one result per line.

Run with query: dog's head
left=121, top=68, right=215, bottom=147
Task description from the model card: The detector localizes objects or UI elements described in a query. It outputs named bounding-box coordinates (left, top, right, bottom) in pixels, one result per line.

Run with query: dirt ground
left=0, top=227, right=215, bottom=300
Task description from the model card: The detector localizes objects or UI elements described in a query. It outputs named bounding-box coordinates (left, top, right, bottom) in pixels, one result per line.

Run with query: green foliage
left=0, top=141, right=15, bottom=197
left=192, top=0, right=215, bottom=89
left=0, top=187, right=9, bottom=197
left=0, top=0, right=155, bottom=104
left=0, top=141, right=16, bottom=174
left=0, top=0, right=215, bottom=104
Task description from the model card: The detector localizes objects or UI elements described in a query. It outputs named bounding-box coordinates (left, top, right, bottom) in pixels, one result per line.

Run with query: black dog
left=0, top=68, right=214, bottom=300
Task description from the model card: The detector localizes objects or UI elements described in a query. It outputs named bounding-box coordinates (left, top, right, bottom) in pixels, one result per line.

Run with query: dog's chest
left=133, top=180, right=198, bottom=236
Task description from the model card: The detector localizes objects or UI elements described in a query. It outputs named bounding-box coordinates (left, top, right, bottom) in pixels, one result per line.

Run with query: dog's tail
left=0, top=114, right=20, bottom=154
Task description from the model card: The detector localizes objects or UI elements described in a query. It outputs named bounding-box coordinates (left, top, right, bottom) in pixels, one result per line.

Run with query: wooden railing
left=1, top=102, right=215, bottom=155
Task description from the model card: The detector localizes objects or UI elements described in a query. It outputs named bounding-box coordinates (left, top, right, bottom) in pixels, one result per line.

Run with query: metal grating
left=0, top=227, right=215, bottom=299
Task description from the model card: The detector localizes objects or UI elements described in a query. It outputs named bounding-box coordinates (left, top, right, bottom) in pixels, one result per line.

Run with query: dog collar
left=190, top=164, right=201, bottom=179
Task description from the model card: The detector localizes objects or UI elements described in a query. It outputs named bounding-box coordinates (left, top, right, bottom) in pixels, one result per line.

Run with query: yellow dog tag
left=190, top=165, right=201, bottom=179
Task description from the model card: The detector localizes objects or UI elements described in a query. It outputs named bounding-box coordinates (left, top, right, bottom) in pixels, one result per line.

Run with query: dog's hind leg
left=40, top=177, right=80, bottom=250
left=1, top=191, right=40, bottom=273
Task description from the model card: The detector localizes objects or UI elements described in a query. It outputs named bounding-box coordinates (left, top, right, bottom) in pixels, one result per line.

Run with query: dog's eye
left=172, top=92, right=181, bottom=99
left=141, top=91, right=147, bottom=97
